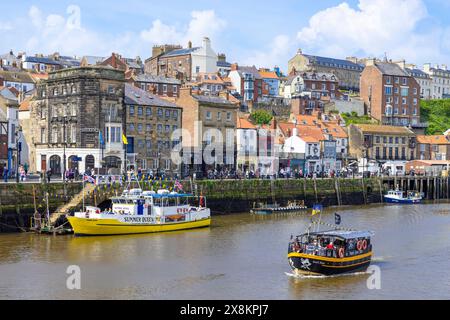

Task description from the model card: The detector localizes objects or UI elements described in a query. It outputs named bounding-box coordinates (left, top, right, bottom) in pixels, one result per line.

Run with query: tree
left=251, top=110, right=273, bottom=125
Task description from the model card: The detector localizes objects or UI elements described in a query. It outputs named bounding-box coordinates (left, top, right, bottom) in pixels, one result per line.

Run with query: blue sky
left=1, top=0, right=450, bottom=72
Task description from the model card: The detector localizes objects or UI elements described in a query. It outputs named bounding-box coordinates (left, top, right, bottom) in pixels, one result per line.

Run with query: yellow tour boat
left=67, top=189, right=211, bottom=236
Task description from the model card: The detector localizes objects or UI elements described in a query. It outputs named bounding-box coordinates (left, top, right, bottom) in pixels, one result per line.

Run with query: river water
left=0, top=202, right=450, bottom=300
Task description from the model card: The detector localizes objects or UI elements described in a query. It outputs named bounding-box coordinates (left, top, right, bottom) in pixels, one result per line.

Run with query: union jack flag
left=174, top=180, right=183, bottom=191
left=83, top=174, right=96, bottom=185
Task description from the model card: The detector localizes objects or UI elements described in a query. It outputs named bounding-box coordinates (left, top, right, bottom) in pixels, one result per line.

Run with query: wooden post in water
left=303, top=178, right=307, bottom=203
left=361, top=178, right=367, bottom=204
left=313, top=178, right=318, bottom=203
left=334, top=178, right=341, bottom=206
left=378, top=178, right=383, bottom=203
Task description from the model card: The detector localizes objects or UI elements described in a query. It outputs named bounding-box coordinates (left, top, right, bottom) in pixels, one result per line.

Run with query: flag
left=83, top=174, right=96, bottom=185
left=312, top=204, right=323, bottom=216
left=122, top=134, right=128, bottom=145
left=99, top=131, right=105, bottom=146
left=175, top=180, right=184, bottom=191
left=335, top=213, right=342, bottom=225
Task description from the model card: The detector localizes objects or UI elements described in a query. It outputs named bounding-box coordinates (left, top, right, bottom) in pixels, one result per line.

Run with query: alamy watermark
left=366, top=265, right=381, bottom=290
left=66, top=265, right=81, bottom=290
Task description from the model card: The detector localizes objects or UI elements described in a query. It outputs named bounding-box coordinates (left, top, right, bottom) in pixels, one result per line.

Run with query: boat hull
left=67, top=216, right=211, bottom=236
left=384, top=196, right=422, bottom=204
left=287, top=252, right=372, bottom=276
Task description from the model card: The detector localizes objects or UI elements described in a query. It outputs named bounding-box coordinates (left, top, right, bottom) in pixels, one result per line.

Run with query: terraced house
left=348, top=124, right=416, bottom=174
left=416, top=135, right=450, bottom=161
left=124, top=84, right=182, bottom=176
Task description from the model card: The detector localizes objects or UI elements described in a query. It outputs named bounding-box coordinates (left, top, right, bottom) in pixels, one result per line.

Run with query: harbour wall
left=0, top=176, right=449, bottom=232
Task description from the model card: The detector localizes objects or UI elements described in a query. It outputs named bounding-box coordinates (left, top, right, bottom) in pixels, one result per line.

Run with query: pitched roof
left=30, top=73, right=48, bottom=81
left=278, top=122, right=295, bottom=137
left=405, top=68, right=431, bottom=79
left=234, top=66, right=262, bottom=79
left=303, top=54, right=364, bottom=71
left=135, top=74, right=181, bottom=85
left=297, top=126, right=325, bottom=142
left=417, top=135, right=450, bottom=144
left=24, top=56, right=61, bottom=65
left=161, top=47, right=200, bottom=58
left=194, top=73, right=225, bottom=84
left=373, top=62, right=409, bottom=77
left=321, top=123, right=348, bottom=138
left=19, top=97, right=31, bottom=111
left=0, top=70, right=35, bottom=83
left=124, top=83, right=180, bottom=108
left=192, top=95, right=235, bottom=105
left=355, top=124, right=415, bottom=135
left=237, top=116, right=256, bottom=129
left=259, top=70, right=279, bottom=80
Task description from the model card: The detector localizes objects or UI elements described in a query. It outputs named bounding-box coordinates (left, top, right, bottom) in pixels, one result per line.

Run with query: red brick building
left=288, top=72, right=340, bottom=115
left=360, top=60, right=421, bottom=128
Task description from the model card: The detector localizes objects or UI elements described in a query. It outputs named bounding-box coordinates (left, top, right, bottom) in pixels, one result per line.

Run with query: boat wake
left=371, top=256, right=389, bottom=263
left=285, top=271, right=370, bottom=279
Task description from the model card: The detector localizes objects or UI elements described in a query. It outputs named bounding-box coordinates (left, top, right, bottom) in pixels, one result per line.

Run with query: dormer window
left=53, top=88, right=58, bottom=96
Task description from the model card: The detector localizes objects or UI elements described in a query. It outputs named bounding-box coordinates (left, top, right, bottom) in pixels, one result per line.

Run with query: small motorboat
left=384, top=189, right=423, bottom=204
left=251, top=200, right=307, bottom=215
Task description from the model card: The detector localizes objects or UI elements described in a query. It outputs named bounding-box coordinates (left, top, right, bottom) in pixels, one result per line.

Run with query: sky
left=1, top=0, right=450, bottom=72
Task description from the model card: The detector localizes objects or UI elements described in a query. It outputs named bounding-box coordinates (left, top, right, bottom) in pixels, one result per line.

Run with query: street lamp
left=15, top=125, right=22, bottom=183
left=56, top=115, right=68, bottom=197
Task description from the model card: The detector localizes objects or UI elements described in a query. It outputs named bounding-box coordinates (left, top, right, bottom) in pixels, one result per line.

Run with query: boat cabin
left=387, top=190, right=404, bottom=198
left=109, top=189, right=203, bottom=217
left=291, top=230, right=372, bottom=258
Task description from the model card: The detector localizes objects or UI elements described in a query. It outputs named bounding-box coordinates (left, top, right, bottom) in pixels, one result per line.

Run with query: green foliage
left=341, top=112, right=377, bottom=125
left=251, top=110, right=273, bottom=125
left=420, top=100, right=450, bottom=135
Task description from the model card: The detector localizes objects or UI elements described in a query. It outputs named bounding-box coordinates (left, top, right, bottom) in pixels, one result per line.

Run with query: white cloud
left=243, top=34, right=293, bottom=69
left=296, top=0, right=449, bottom=64
left=140, top=10, right=226, bottom=47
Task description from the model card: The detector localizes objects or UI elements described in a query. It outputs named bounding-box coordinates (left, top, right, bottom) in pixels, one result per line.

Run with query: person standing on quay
left=3, top=166, right=8, bottom=183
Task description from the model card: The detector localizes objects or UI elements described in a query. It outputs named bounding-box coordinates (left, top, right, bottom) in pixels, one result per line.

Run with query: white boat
left=384, top=190, right=423, bottom=204
left=67, top=188, right=211, bottom=236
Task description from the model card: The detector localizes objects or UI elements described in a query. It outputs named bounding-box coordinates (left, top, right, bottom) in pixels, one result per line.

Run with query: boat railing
left=291, top=241, right=371, bottom=258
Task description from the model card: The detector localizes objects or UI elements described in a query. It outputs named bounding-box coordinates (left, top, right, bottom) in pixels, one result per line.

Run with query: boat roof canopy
left=300, top=230, right=372, bottom=240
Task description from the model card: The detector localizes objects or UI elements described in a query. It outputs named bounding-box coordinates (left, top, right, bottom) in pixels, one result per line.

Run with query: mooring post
left=361, top=178, right=367, bottom=204
left=313, top=178, right=318, bottom=203
left=378, top=178, right=383, bottom=203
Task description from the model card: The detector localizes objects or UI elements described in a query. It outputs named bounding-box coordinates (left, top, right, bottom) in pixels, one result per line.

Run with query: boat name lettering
left=177, top=208, right=190, bottom=214
left=123, top=217, right=153, bottom=223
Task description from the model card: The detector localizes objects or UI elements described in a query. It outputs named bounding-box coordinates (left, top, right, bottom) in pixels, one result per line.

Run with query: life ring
left=357, top=240, right=363, bottom=251
left=338, top=247, right=345, bottom=258
left=199, top=196, right=205, bottom=208
left=362, top=239, right=368, bottom=251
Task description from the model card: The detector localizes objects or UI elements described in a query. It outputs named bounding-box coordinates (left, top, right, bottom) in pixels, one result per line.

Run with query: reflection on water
left=0, top=202, right=450, bottom=299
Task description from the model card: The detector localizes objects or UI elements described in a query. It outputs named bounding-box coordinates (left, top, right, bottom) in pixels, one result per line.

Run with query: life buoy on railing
left=362, top=239, right=368, bottom=251
left=338, top=247, right=345, bottom=258
left=357, top=240, right=363, bottom=251
left=199, top=196, right=205, bottom=208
